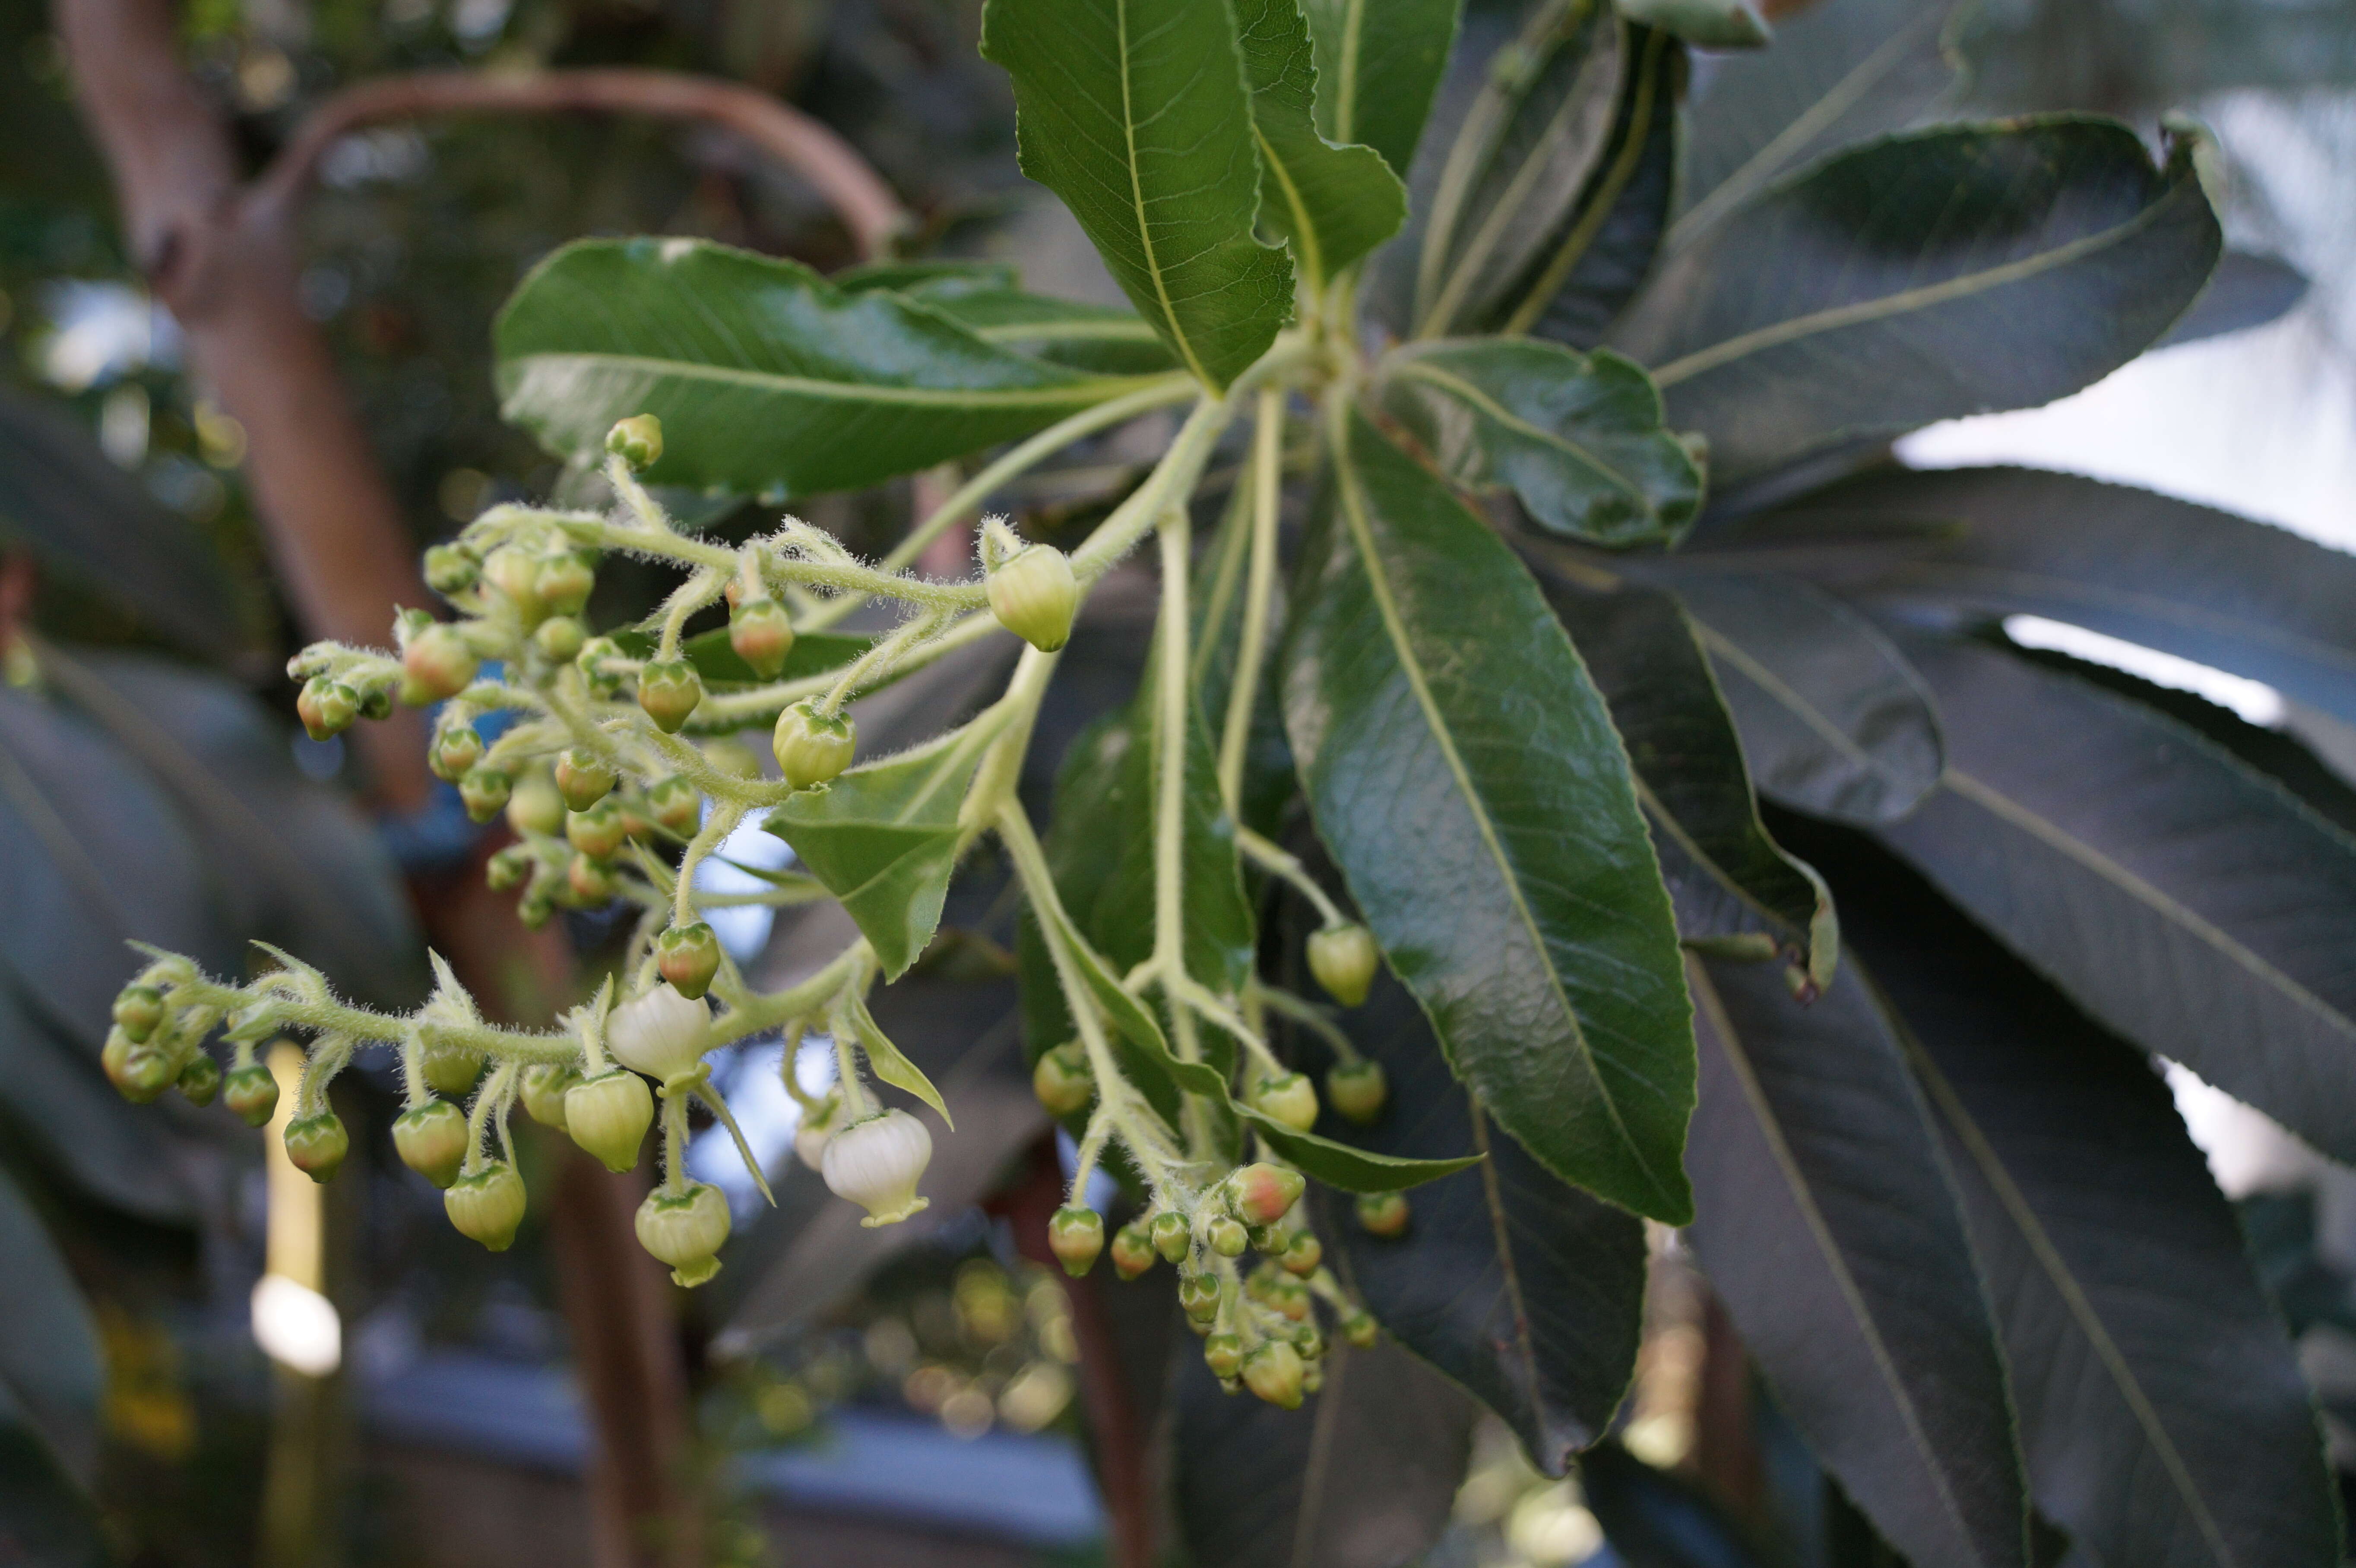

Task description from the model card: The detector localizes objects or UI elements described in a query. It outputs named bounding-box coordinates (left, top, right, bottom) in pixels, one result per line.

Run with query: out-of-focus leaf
left=0, top=1379, right=106, bottom=1568
left=1582, top=1442, right=1773, bottom=1568
left=1236, top=0, right=1408, bottom=287
left=1611, top=120, right=2222, bottom=484
left=0, top=1170, right=102, bottom=1487
left=0, top=385, right=254, bottom=666
left=1172, top=1340, right=1476, bottom=1568
left=1374, top=338, right=1701, bottom=546
left=1300, top=0, right=1463, bottom=179
left=1870, top=634, right=2356, bottom=1172
left=1536, top=561, right=1834, bottom=986
left=1652, top=568, right=1943, bottom=824
left=1688, top=956, right=2027, bottom=1568
left=830, top=259, right=1021, bottom=296
left=1725, top=465, right=2356, bottom=729
left=1619, top=0, right=1767, bottom=49
left=918, top=291, right=1178, bottom=375
left=2156, top=250, right=2308, bottom=347
left=496, top=239, right=1163, bottom=496
left=1790, top=817, right=2343, bottom=1568
left=981, top=0, right=1295, bottom=390
left=0, top=981, right=191, bottom=1221
left=1956, top=0, right=2356, bottom=113
left=1284, top=411, right=1694, bottom=1223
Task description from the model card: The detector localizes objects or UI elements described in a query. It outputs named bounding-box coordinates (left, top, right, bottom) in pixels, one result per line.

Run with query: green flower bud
left=1030, top=1042, right=1093, bottom=1117
left=297, top=677, right=360, bottom=741
left=421, top=1041, right=483, bottom=1098
left=1048, top=1206, right=1104, bottom=1277
left=481, top=545, right=544, bottom=622
left=1109, top=1222, right=1158, bottom=1280
left=424, top=542, right=479, bottom=595
left=566, top=1071, right=654, bottom=1173
left=518, top=894, right=554, bottom=930
left=1355, top=1190, right=1409, bottom=1237
left=430, top=721, right=484, bottom=783
left=1206, top=1215, right=1249, bottom=1257
left=1340, top=1309, right=1379, bottom=1349
left=647, top=775, right=701, bottom=837
left=653, top=922, right=723, bottom=1002
left=534, top=551, right=595, bottom=618
left=1203, top=1332, right=1245, bottom=1378
left=113, top=985, right=165, bottom=1043
left=636, top=658, right=703, bottom=734
left=506, top=768, right=568, bottom=836
left=223, top=1063, right=280, bottom=1127
left=575, top=635, right=627, bottom=697
left=636, top=1181, right=732, bottom=1287
left=520, top=1062, right=580, bottom=1129
left=102, top=1030, right=175, bottom=1104
left=1250, top=1073, right=1319, bottom=1133
left=729, top=597, right=796, bottom=679
left=176, top=1053, right=222, bottom=1107
left=1308, top=923, right=1380, bottom=1008
left=485, top=843, right=534, bottom=891
left=555, top=748, right=616, bottom=812
left=459, top=767, right=513, bottom=825
left=772, top=700, right=855, bottom=790
left=532, top=614, right=587, bottom=662
left=566, top=797, right=626, bottom=861
left=1151, top=1211, right=1192, bottom=1265
left=445, top=1162, right=526, bottom=1251
left=986, top=544, right=1079, bottom=653
left=1280, top=1231, right=1323, bottom=1277
left=1243, top=1342, right=1305, bottom=1409
left=1325, top=1060, right=1387, bottom=1125
left=356, top=683, right=393, bottom=722
left=606, top=414, right=663, bottom=469
left=1227, top=1163, right=1306, bottom=1227
left=393, top=1100, right=469, bottom=1189
left=284, top=1113, right=350, bottom=1184
left=1177, top=1271, right=1222, bottom=1322
left=567, top=852, right=617, bottom=905
left=401, top=624, right=478, bottom=703
left=1290, top=1319, right=1325, bottom=1361
left=1270, top=1275, right=1311, bottom=1322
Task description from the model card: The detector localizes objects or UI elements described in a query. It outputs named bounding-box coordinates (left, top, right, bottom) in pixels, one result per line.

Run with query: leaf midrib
left=1117, top=0, right=1216, bottom=388
left=1688, top=619, right=1891, bottom=778
left=1391, top=356, right=1650, bottom=506
left=508, top=351, right=1148, bottom=408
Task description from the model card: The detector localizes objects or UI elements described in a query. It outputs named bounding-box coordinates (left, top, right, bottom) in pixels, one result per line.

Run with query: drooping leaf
left=496, top=238, right=1162, bottom=496
left=830, top=259, right=1022, bottom=297
left=1172, top=1340, right=1476, bottom=1568
left=841, top=989, right=952, bottom=1126
left=980, top=0, right=1296, bottom=389
left=1726, top=465, right=2356, bottom=729
left=1650, top=567, right=1943, bottom=824
left=1866, top=633, right=2356, bottom=1172
left=1791, top=817, right=2343, bottom=1568
left=1287, top=936, right=1646, bottom=1474
left=1535, top=560, right=1834, bottom=986
left=1300, top=0, right=1463, bottom=179
left=0, top=1170, right=102, bottom=1489
left=917, top=290, right=1178, bottom=375
left=1235, top=0, right=1408, bottom=288
left=2156, top=249, right=2309, bottom=347
left=1283, top=410, right=1695, bottom=1223
left=1374, top=338, right=1701, bottom=547
left=1688, top=956, right=2028, bottom=1568
left=767, top=723, right=995, bottom=980
left=1610, top=120, right=2223, bottom=485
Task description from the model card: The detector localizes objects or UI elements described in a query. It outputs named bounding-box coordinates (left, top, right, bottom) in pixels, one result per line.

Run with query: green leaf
left=1235, top=0, right=1408, bottom=287
left=1580, top=1444, right=1776, bottom=1568
left=917, top=290, right=1178, bottom=376
left=1300, top=0, right=1462, bottom=179
left=1869, top=633, right=2356, bottom=1174
left=1609, top=119, right=2223, bottom=485
left=1651, top=566, right=1943, bottom=825
left=0, top=981, right=193, bottom=1221
left=495, top=238, right=1159, bottom=497
left=842, top=989, right=953, bottom=1128
left=2159, top=249, right=2310, bottom=348
left=1374, top=338, right=1701, bottom=547
left=830, top=259, right=1022, bottom=297
left=0, top=1380, right=105, bottom=1568
left=980, top=0, right=1296, bottom=390
left=1957, top=0, right=2356, bottom=112
left=1729, top=465, right=2356, bottom=730
left=1535, top=560, right=1835, bottom=987
left=1283, top=410, right=1695, bottom=1223
left=1688, top=955, right=2028, bottom=1568
left=1797, top=819, right=2343, bottom=1568
left=767, top=724, right=994, bottom=980
left=0, top=1170, right=102, bottom=1490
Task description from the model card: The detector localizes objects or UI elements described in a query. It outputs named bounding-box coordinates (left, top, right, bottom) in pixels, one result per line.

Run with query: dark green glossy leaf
left=981, top=0, right=1295, bottom=389
left=0, top=1169, right=101, bottom=1489
left=1374, top=338, right=1701, bottom=547
left=1672, top=0, right=1966, bottom=249
left=0, top=386, right=256, bottom=667
left=1726, top=465, right=2356, bottom=729
left=1581, top=1443, right=1774, bottom=1568
left=1285, top=930, right=1645, bottom=1474
left=1536, top=561, right=1834, bottom=986
left=1236, top=0, right=1408, bottom=288
left=841, top=988, right=952, bottom=1126
left=1610, top=120, right=2223, bottom=484
left=767, top=723, right=994, bottom=981
left=1868, top=633, right=2356, bottom=1172
left=1172, top=1340, right=1476, bottom=1568
left=1688, top=956, right=2028, bottom=1568
left=1283, top=410, right=1694, bottom=1222
left=0, top=981, right=192, bottom=1221
left=1791, top=818, right=2341, bottom=1568
left=830, top=259, right=1021, bottom=297
left=1957, top=0, right=2356, bottom=112
left=1653, top=567, right=1943, bottom=824
left=2157, top=250, right=2308, bottom=347
left=496, top=238, right=1158, bottom=496
left=1300, top=0, right=1462, bottom=179
left=918, top=290, right=1178, bottom=375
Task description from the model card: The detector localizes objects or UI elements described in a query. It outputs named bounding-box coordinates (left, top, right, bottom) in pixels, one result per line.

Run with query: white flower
left=604, top=986, right=712, bottom=1081
left=821, top=1108, right=932, bottom=1227
left=794, top=1089, right=847, bottom=1173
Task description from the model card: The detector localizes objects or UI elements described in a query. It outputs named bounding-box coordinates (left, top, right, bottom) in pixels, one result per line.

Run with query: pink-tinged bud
left=445, top=1162, right=526, bottom=1251
left=565, top=798, right=627, bottom=861
left=1355, top=1190, right=1409, bottom=1237
left=656, top=922, right=722, bottom=1001
left=459, top=767, right=513, bottom=824
left=223, top=1063, right=279, bottom=1127
left=636, top=658, right=703, bottom=734
left=729, top=597, right=796, bottom=679
left=284, top=1113, right=350, bottom=1184
left=402, top=624, right=478, bottom=702
left=297, top=677, right=360, bottom=740
left=1110, top=1223, right=1158, bottom=1280
left=1048, top=1206, right=1105, bottom=1277
left=554, top=748, right=615, bottom=812
left=481, top=545, right=544, bottom=622
left=1227, top=1163, right=1305, bottom=1227
left=103, top=1030, right=173, bottom=1104
left=566, top=848, right=616, bottom=906
left=1243, top=1342, right=1306, bottom=1409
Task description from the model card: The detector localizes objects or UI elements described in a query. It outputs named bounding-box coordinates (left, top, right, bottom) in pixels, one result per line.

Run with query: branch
left=251, top=68, right=911, bottom=261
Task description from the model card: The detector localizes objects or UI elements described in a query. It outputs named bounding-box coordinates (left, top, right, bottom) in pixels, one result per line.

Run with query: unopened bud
left=297, top=677, right=360, bottom=740
left=822, top=1109, right=933, bottom=1227
left=103, top=1031, right=175, bottom=1103
left=1227, top=1163, right=1306, bottom=1227
left=431, top=721, right=484, bottom=782
left=555, top=748, right=616, bottom=812
left=606, top=414, right=663, bottom=469
left=1152, top=1210, right=1192, bottom=1264
left=1282, top=1232, right=1323, bottom=1276
left=520, top=1062, right=580, bottom=1129
left=729, top=597, right=796, bottom=679
left=637, top=658, right=703, bottom=733
left=1355, top=1190, right=1409, bottom=1237
left=1178, top=1271, right=1222, bottom=1322
left=421, top=1040, right=483, bottom=1097
left=402, top=623, right=478, bottom=703
left=1048, top=1206, right=1104, bottom=1277
left=567, top=852, right=617, bottom=904
left=1109, top=1223, right=1158, bottom=1280
left=507, top=768, right=568, bottom=836
left=1031, top=1042, right=1093, bottom=1116
left=648, top=775, right=701, bottom=836
left=636, top=1181, right=732, bottom=1287
left=773, top=700, right=855, bottom=789
left=1207, top=1215, right=1249, bottom=1257
left=533, top=614, right=587, bottom=661
left=485, top=842, right=533, bottom=891
left=482, top=546, right=542, bottom=620
left=535, top=552, right=595, bottom=618
left=1270, top=1275, right=1311, bottom=1321
left=1325, top=1060, right=1387, bottom=1124
left=656, top=922, right=722, bottom=1001
left=284, top=1113, right=350, bottom=1183
left=1290, top=1319, right=1325, bottom=1361
left=575, top=635, right=626, bottom=697
left=176, top=1053, right=222, bottom=1107
left=445, top=1162, right=527, bottom=1251
left=424, top=542, right=479, bottom=595
left=1308, top=923, right=1380, bottom=1008
left=113, top=985, right=165, bottom=1043
left=986, top=544, right=1080, bottom=652
left=358, top=684, right=394, bottom=722
left=459, top=767, right=513, bottom=824
left=1204, top=1332, right=1245, bottom=1378
left=1251, top=1072, right=1319, bottom=1133
left=1340, top=1309, right=1379, bottom=1349
left=566, top=797, right=627, bottom=861
left=223, top=1062, right=280, bottom=1127
left=566, top=1070, right=654, bottom=1173
left=393, top=1099, right=469, bottom=1189
left=1243, top=1342, right=1305, bottom=1409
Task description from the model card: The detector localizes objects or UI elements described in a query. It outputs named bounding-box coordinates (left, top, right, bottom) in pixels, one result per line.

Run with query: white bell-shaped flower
left=821, top=1108, right=932, bottom=1227
left=794, top=1089, right=847, bottom=1173
left=604, top=986, right=712, bottom=1082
